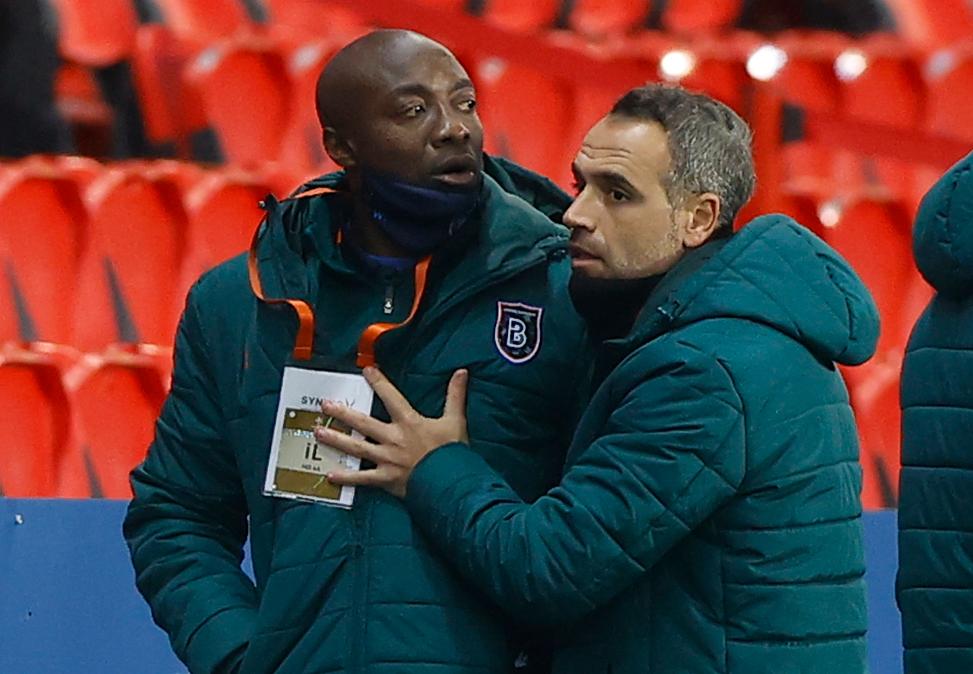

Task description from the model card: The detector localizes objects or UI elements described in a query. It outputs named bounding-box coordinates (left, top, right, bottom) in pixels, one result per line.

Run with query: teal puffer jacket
left=123, top=157, right=590, bottom=674
left=898, top=152, right=973, bottom=674
left=404, top=216, right=879, bottom=674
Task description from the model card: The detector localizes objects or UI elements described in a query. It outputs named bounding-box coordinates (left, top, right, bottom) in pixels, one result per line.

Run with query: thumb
left=443, top=369, right=469, bottom=419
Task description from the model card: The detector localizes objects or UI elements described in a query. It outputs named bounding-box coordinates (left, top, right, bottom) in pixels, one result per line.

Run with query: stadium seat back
left=568, top=0, right=651, bottom=38
left=680, top=57, right=749, bottom=114
left=186, top=43, right=292, bottom=167
left=74, top=170, right=186, bottom=350
left=151, top=0, right=254, bottom=42
left=264, top=0, right=369, bottom=43
left=475, top=60, right=572, bottom=179
left=131, top=24, right=205, bottom=144
left=662, top=0, right=743, bottom=34
left=49, top=0, right=138, bottom=65
left=0, top=170, right=86, bottom=344
left=925, top=53, right=973, bottom=143
left=70, top=359, right=167, bottom=498
left=842, top=54, right=926, bottom=129
left=179, top=172, right=269, bottom=300
left=480, top=0, right=562, bottom=33
left=0, top=359, right=72, bottom=497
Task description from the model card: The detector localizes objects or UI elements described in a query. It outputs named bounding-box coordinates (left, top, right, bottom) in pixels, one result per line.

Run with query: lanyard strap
left=248, top=221, right=316, bottom=361
left=247, top=186, right=431, bottom=366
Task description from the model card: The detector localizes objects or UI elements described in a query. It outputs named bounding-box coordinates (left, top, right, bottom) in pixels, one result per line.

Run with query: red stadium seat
left=0, top=164, right=87, bottom=344
left=264, top=0, right=370, bottom=44
left=662, top=0, right=743, bottom=35
left=680, top=54, right=750, bottom=114
left=840, top=38, right=926, bottom=130
left=184, top=39, right=292, bottom=167
left=49, top=0, right=139, bottom=65
left=0, top=346, right=80, bottom=497
left=479, top=0, right=562, bottom=33
left=131, top=24, right=206, bottom=148
left=412, top=0, right=467, bottom=10
left=924, top=49, right=973, bottom=143
left=47, top=155, right=105, bottom=191
left=178, top=169, right=271, bottom=297
left=774, top=32, right=845, bottom=114
left=73, top=167, right=187, bottom=351
left=475, top=59, right=573, bottom=180
left=151, top=0, right=256, bottom=43
left=567, top=0, right=652, bottom=38
left=65, top=350, right=168, bottom=499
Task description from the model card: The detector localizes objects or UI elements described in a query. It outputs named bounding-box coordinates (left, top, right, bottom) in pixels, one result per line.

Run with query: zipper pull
left=383, top=284, right=394, bottom=315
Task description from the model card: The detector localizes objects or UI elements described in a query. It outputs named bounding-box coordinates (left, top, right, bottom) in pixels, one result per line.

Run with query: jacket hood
left=628, top=215, right=880, bottom=366
left=913, top=152, right=973, bottom=298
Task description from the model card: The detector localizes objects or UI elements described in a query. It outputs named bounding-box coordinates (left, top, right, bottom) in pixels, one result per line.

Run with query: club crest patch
left=495, top=301, right=543, bottom=364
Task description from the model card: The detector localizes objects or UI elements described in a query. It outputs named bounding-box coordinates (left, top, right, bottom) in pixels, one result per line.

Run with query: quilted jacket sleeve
left=123, top=282, right=257, bottom=674
left=405, top=340, right=746, bottom=628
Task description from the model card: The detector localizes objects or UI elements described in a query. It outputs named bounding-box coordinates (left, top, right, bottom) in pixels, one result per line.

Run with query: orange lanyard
left=247, top=186, right=430, bottom=367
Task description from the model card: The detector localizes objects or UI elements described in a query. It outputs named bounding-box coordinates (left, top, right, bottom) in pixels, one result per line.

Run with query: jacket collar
left=253, top=169, right=568, bottom=308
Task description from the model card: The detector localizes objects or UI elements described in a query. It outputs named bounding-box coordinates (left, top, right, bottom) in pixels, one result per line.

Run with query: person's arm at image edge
left=123, top=282, right=257, bottom=674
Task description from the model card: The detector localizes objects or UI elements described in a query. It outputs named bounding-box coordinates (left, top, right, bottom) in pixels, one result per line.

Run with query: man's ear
left=323, top=126, right=356, bottom=168
left=683, top=193, right=721, bottom=248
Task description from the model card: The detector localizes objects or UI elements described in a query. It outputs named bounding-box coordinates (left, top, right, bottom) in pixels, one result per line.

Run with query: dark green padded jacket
left=898, top=152, right=973, bottom=674
left=123, top=157, right=590, bottom=674
left=404, top=216, right=879, bottom=674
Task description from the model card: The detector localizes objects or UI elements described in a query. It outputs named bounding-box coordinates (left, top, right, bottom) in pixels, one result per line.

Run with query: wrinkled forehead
left=575, top=116, right=671, bottom=181
left=358, top=42, right=471, bottom=101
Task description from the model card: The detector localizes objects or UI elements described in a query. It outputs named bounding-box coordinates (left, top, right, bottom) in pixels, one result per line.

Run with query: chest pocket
left=401, top=370, right=566, bottom=501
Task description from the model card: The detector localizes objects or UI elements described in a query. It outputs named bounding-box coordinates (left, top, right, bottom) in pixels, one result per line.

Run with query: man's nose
left=432, top=107, right=471, bottom=145
left=563, top=193, right=595, bottom=231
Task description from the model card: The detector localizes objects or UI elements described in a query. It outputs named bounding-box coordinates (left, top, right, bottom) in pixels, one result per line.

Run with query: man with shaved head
left=124, top=29, right=588, bottom=674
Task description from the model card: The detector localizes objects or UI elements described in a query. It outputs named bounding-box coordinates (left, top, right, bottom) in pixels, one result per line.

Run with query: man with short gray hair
left=322, top=83, right=878, bottom=673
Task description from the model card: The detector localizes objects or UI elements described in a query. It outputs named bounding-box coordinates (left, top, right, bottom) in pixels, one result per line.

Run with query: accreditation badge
left=263, top=367, right=374, bottom=508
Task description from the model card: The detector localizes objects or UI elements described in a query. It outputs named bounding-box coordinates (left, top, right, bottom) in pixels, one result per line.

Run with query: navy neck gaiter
left=360, top=169, right=483, bottom=255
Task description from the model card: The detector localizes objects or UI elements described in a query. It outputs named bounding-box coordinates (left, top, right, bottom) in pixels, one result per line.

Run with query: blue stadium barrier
left=0, top=499, right=902, bottom=673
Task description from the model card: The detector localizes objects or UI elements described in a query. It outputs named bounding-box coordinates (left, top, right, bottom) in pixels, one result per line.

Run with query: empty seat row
left=0, top=341, right=170, bottom=498
left=0, top=157, right=931, bottom=357
left=0, top=157, right=282, bottom=350
left=50, top=0, right=763, bottom=65
left=44, top=0, right=973, bottom=182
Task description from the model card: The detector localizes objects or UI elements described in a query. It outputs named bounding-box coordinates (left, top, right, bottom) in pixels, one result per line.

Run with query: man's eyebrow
left=389, top=83, right=429, bottom=98
left=389, top=79, right=475, bottom=98
left=589, top=170, right=639, bottom=193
